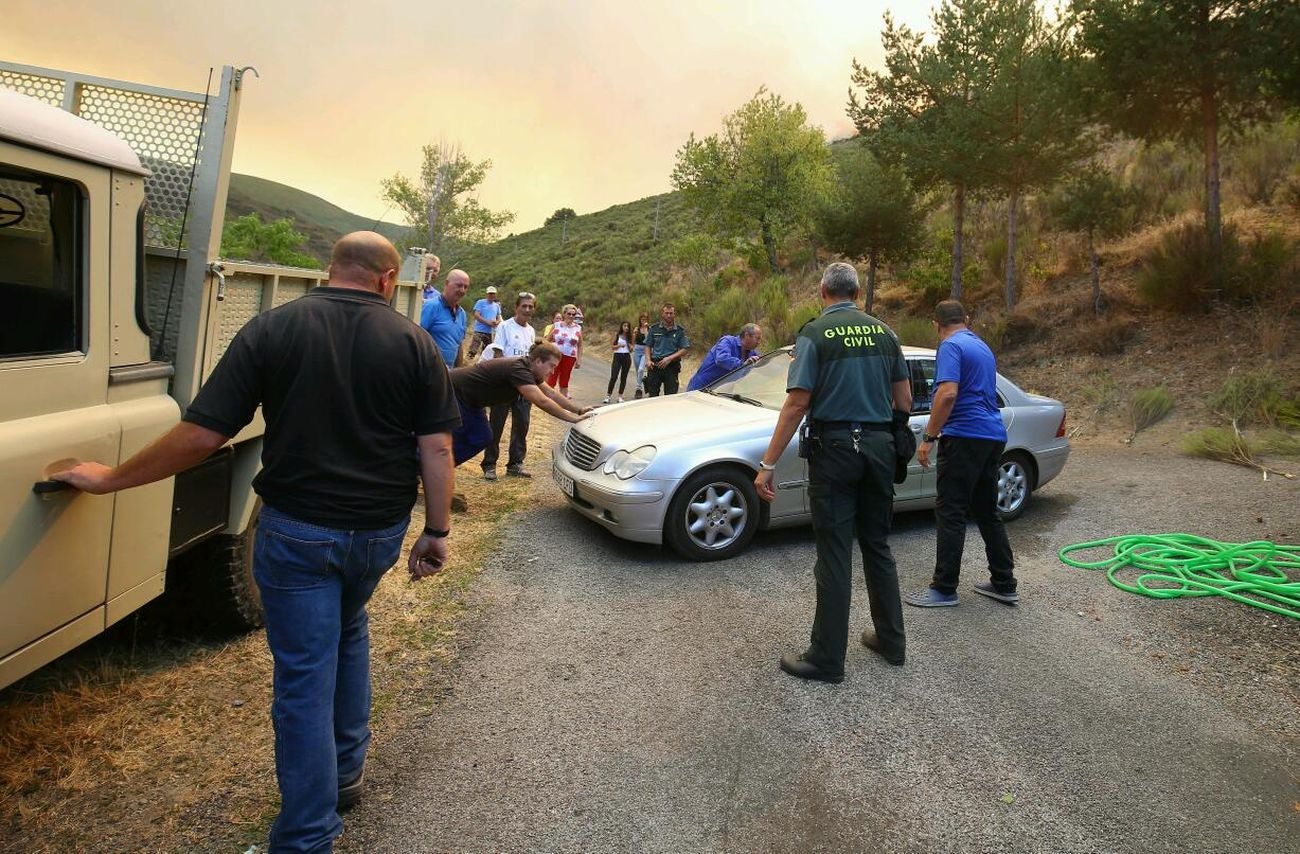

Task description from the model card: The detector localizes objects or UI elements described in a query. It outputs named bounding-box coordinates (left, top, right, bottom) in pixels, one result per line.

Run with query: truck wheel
left=163, top=504, right=264, bottom=632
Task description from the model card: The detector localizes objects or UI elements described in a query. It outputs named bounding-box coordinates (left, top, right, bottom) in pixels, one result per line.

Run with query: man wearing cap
left=468, top=286, right=503, bottom=359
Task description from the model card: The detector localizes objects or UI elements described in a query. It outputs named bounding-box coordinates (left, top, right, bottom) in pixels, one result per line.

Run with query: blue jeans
left=254, top=505, right=409, bottom=853
left=452, top=396, right=495, bottom=465
left=632, top=348, right=647, bottom=390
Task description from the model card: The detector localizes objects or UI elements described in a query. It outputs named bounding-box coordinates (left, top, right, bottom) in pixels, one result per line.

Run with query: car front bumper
left=551, top=447, right=676, bottom=545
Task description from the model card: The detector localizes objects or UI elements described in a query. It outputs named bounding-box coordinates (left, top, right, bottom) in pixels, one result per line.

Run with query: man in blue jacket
left=687, top=323, right=763, bottom=391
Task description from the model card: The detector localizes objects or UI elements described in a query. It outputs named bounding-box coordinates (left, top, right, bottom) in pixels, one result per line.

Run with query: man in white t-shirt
left=482, top=291, right=539, bottom=480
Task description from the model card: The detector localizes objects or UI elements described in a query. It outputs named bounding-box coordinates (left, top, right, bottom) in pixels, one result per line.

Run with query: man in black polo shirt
left=52, top=231, right=460, bottom=852
left=450, top=341, right=593, bottom=466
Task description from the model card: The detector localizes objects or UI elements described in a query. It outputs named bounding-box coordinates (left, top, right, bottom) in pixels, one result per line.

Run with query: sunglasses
left=518, top=292, right=535, bottom=300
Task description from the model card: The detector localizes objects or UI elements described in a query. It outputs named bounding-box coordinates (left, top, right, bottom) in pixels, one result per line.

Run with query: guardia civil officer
left=755, top=262, right=912, bottom=683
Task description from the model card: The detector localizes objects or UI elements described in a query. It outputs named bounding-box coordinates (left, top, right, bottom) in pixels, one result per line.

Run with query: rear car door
left=897, top=356, right=934, bottom=502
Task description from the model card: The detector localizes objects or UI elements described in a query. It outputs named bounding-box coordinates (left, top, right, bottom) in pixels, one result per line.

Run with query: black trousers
left=607, top=353, right=631, bottom=396
left=482, top=396, right=531, bottom=471
left=930, top=436, right=1016, bottom=595
left=806, top=429, right=905, bottom=671
left=644, top=361, right=680, bottom=396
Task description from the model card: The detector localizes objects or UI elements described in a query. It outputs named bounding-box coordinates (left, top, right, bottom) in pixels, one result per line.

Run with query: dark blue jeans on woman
left=255, top=505, right=409, bottom=853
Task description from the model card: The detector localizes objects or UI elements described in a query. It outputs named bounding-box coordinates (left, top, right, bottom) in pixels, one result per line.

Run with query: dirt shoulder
left=0, top=417, right=565, bottom=854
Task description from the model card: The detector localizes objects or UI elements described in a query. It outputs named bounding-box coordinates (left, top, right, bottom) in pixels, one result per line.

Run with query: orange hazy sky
left=3, top=1, right=932, bottom=232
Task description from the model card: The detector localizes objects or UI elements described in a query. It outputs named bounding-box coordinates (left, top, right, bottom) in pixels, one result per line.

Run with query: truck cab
left=0, top=89, right=180, bottom=687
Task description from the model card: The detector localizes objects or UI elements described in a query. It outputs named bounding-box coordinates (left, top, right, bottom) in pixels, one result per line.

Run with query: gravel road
left=343, top=356, right=1299, bottom=854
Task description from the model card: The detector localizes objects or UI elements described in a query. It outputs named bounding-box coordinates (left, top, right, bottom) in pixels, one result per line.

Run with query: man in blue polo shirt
left=420, top=269, right=469, bottom=367
left=467, top=285, right=502, bottom=359
left=686, top=323, right=763, bottom=391
left=906, top=299, right=1017, bottom=608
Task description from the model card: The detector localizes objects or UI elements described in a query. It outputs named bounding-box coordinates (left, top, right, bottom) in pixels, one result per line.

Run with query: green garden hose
left=1058, top=533, right=1300, bottom=620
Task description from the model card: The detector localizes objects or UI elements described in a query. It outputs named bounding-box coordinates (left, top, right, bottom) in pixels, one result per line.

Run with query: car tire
left=162, top=503, right=265, bottom=632
left=664, top=466, right=760, bottom=561
left=996, top=451, right=1035, bottom=521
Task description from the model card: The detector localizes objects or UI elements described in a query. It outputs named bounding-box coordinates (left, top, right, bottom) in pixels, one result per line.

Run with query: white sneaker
left=617, top=396, right=624, bottom=403
left=602, top=396, right=610, bottom=404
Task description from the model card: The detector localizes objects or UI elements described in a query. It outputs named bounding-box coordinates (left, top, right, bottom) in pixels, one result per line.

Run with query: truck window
left=0, top=168, right=83, bottom=359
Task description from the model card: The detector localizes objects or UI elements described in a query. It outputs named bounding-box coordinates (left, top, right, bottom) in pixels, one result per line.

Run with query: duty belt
left=812, top=420, right=891, bottom=432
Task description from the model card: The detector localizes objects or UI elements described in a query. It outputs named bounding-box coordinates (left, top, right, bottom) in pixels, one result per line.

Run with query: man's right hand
left=407, top=533, right=449, bottom=580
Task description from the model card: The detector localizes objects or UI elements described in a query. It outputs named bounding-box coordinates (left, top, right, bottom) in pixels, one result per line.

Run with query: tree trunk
left=1004, top=187, right=1019, bottom=311
left=951, top=183, right=965, bottom=301
left=866, top=249, right=878, bottom=313
left=1088, top=229, right=1103, bottom=316
left=1202, top=87, right=1222, bottom=258
left=761, top=219, right=779, bottom=273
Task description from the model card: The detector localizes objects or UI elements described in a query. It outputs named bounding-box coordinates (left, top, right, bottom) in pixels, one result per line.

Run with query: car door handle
left=32, top=480, right=73, bottom=495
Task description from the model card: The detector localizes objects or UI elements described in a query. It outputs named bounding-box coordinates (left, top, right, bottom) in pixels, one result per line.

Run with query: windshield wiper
left=716, top=392, right=764, bottom=407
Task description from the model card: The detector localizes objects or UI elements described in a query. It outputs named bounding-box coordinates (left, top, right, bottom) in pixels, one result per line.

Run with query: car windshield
left=705, top=349, right=793, bottom=410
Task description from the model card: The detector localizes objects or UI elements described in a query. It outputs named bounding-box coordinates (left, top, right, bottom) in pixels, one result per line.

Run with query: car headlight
left=602, top=445, right=657, bottom=479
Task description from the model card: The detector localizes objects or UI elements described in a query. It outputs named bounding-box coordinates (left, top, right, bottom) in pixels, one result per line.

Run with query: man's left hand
left=918, top=440, right=934, bottom=468
left=754, top=469, right=775, bottom=502
left=408, top=533, right=449, bottom=580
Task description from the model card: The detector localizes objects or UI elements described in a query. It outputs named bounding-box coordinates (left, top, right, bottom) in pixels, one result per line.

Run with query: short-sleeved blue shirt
left=934, top=329, right=1006, bottom=441
left=471, top=298, right=502, bottom=334
left=420, top=293, right=467, bottom=366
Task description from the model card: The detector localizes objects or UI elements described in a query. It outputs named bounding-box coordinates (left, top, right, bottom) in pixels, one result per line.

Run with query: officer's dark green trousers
left=805, top=428, right=906, bottom=670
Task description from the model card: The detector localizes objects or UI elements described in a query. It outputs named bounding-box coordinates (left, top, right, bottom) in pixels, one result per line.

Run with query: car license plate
left=553, top=466, right=575, bottom=498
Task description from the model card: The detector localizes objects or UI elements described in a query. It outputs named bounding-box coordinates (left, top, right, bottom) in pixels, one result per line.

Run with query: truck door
left=0, top=152, right=119, bottom=686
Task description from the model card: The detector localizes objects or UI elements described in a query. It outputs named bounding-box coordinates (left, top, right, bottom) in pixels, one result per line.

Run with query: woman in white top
left=605, top=320, right=633, bottom=403
left=545, top=304, right=583, bottom=398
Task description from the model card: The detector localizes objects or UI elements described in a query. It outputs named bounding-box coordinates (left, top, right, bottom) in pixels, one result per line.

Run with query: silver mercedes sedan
left=552, top=346, right=1070, bottom=561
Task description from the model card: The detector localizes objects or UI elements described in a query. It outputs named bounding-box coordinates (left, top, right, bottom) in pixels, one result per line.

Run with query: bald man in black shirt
left=53, top=231, right=460, bottom=851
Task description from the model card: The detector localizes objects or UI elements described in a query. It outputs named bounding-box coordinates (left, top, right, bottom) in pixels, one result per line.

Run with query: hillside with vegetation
left=224, top=173, right=408, bottom=263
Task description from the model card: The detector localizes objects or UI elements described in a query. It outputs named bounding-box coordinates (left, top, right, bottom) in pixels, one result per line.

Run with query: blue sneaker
left=973, top=581, right=1019, bottom=605
left=904, top=587, right=959, bottom=608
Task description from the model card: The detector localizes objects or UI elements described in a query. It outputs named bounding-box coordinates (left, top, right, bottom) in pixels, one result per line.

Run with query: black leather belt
left=813, top=420, right=890, bottom=432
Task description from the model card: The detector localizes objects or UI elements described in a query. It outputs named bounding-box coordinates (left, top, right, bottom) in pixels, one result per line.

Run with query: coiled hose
left=1058, top=533, right=1300, bottom=620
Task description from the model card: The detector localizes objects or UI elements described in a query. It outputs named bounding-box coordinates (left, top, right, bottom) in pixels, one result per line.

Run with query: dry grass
left=0, top=417, right=565, bottom=853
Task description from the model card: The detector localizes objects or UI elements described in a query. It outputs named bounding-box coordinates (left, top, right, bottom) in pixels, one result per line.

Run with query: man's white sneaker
left=617, top=396, right=623, bottom=403
left=602, top=396, right=610, bottom=404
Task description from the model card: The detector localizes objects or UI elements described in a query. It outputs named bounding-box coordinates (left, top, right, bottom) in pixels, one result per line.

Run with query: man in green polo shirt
left=642, top=302, right=691, bottom=396
left=755, top=262, right=912, bottom=683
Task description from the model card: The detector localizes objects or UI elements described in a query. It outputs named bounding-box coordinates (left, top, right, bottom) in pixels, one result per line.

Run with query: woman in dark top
left=605, top=320, right=633, bottom=404
left=631, top=313, right=651, bottom=399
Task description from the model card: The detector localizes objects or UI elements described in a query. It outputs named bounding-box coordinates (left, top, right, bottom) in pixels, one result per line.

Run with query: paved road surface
left=343, top=353, right=1300, bottom=853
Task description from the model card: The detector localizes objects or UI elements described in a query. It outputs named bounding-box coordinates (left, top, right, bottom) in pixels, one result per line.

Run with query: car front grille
left=563, top=427, right=603, bottom=471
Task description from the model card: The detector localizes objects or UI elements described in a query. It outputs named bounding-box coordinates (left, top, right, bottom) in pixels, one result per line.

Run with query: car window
left=909, top=358, right=935, bottom=414
left=706, top=349, right=792, bottom=410
left=0, top=168, right=84, bottom=359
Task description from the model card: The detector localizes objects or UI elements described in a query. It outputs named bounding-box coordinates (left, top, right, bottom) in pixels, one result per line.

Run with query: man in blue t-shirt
left=686, top=323, right=762, bottom=391
left=467, top=285, right=502, bottom=359
left=420, top=269, right=469, bottom=367
left=904, top=299, right=1017, bottom=608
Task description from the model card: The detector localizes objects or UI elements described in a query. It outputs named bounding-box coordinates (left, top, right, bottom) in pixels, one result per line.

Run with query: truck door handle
left=32, top=480, right=73, bottom=495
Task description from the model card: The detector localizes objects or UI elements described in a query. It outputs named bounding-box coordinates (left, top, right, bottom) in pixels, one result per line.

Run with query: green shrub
left=1137, top=224, right=1296, bottom=309
left=1225, top=120, right=1300, bottom=205
left=669, top=233, right=720, bottom=270
left=756, top=277, right=793, bottom=347
left=894, top=316, right=937, bottom=348
left=1209, top=371, right=1295, bottom=427
left=1182, top=427, right=1256, bottom=462
left=1129, top=387, right=1173, bottom=434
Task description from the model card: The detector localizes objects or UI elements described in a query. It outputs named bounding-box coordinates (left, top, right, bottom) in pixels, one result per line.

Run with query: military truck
left=0, top=62, right=423, bottom=689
